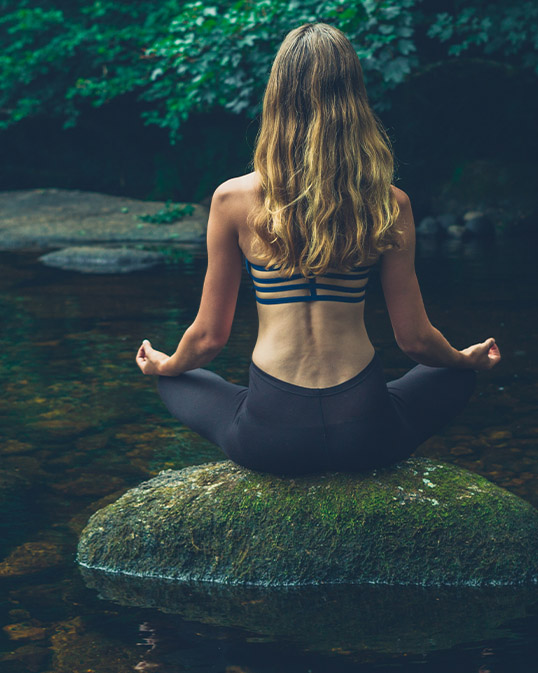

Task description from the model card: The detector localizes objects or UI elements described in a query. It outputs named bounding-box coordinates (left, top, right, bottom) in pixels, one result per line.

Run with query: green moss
left=77, top=458, right=538, bottom=586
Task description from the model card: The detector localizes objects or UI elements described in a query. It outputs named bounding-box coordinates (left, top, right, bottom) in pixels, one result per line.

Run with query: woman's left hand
left=136, top=339, right=171, bottom=376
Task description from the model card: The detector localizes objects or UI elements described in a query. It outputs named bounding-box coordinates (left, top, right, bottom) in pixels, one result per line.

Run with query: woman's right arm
left=380, top=187, right=501, bottom=370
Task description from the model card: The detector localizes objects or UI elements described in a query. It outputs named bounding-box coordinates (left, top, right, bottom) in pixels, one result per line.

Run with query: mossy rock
left=77, top=458, right=538, bottom=586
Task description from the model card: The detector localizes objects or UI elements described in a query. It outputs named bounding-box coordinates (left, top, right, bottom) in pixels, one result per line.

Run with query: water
left=0, top=234, right=537, bottom=672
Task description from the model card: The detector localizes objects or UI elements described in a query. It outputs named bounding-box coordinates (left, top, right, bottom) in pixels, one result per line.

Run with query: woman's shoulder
left=208, top=174, right=262, bottom=244
left=208, top=173, right=261, bottom=233
left=390, top=184, right=410, bottom=208
left=212, top=172, right=261, bottom=203
left=389, top=184, right=413, bottom=241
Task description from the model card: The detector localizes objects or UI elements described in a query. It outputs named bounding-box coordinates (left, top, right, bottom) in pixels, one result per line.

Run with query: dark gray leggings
left=157, top=354, right=476, bottom=476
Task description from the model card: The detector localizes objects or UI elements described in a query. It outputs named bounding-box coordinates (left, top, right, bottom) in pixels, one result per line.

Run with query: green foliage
left=144, top=0, right=419, bottom=134
left=427, top=1, right=538, bottom=68
left=138, top=202, right=195, bottom=224
left=0, top=0, right=536, bottom=137
left=0, top=0, right=180, bottom=128
left=133, top=243, right=195, bottom=266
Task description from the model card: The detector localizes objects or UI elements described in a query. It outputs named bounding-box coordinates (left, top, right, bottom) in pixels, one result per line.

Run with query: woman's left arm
left=136, top=182, right=244, bottom=376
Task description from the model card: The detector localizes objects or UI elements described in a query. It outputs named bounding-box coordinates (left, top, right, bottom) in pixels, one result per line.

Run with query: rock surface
left=416, top=215, right=442, bottom=236
left=436, top=213, right=459, bottom=230
left=77, top=458, right=538, bottom=586
left=0, top=189, right=208, bottom=250
left=39, top=246, right=165, bottom=273
left=415, top=211, right=498, bottom=239
left=463, top=210, right=495, bottom=236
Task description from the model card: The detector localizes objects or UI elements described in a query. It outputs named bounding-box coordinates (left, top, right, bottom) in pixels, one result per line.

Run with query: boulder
left=38, top=246, right=164, bottom=274
left=463, top=210, right=495, bottom=236
left=76, top=458, right=538, bottom=586
left=436, top=213, right=459, bottom=230
left=446, top=224, right=466, bottom=239
left=415, top=216, right=442, bottom=236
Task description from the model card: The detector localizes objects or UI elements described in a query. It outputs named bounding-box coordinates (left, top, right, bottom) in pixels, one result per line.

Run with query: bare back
left=233, top=172, right=376, bottom=388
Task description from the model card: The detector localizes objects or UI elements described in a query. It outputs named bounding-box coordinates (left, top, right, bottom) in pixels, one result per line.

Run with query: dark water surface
left=0, top=234, right=537, bottom=672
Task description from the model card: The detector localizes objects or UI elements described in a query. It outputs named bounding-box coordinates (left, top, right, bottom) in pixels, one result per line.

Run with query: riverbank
left=0, top=189, right=208, bottom=251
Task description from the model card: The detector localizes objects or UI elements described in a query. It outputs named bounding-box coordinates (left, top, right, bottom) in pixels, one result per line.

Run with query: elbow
left=398, top=342, right=423, bottom=359
left=197, top=334, right=228, bottom=359
left=394, top=318, right=434, bottom=358
left=203, top=335, right=228, bottom=357
left=186, top=325, right=228, bottom=357
left=395, top=333, right=428, bottom=358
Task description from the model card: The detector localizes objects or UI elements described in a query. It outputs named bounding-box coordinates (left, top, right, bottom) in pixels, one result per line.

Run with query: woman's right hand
left=458, top=338, right=501, bottom=370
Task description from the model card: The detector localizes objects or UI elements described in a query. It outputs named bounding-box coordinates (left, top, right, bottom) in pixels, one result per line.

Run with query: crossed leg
left=386, top=364, right=477, bottom=460
left=157, top=369, right=248, bottom=448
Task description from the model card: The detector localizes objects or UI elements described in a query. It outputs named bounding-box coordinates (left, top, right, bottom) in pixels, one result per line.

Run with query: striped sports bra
left=245, top=258, right=373, bottom=305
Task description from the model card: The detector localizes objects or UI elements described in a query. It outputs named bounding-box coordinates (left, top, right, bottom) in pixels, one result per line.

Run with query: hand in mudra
left=136, top=339, right=171, bottom=375
left=459, top=338, right=501, bottom=370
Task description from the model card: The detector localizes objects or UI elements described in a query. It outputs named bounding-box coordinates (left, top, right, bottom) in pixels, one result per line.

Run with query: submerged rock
left=0, top=470, right=31, bottom=556
left=3, top=622, right=48, bottom=642
left=77, top=458, right=538, bottom=586
left=0, top=539, right=66, bottom=577
left=47, top=616, right=139, bottom=673
left=38, top=246, right=164, bottom=274
left=0, top=643, right=50, bottom=672
left=0, top=470, right=29, bottom=511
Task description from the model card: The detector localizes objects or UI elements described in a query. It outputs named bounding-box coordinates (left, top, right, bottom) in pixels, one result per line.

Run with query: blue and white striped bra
left=245, top=258, right=373, bottom=305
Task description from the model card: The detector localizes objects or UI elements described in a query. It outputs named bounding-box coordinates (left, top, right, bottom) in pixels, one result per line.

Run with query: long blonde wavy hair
left=250, top=23, right=401, bottom=276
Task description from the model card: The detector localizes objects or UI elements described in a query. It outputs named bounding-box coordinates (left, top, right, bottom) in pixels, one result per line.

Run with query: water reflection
left=80, top=567, right=538, bottom=655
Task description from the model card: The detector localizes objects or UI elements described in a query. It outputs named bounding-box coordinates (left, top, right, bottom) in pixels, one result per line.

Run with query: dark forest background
left=1, top=0, right=537, bottom=223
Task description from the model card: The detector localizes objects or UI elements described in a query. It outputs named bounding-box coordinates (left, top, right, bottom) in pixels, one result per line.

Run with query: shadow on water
left=1, top=233, right=537, bottom=672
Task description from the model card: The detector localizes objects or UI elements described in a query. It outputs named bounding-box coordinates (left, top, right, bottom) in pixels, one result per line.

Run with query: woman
left=136, top=23, right=501, bottom=476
